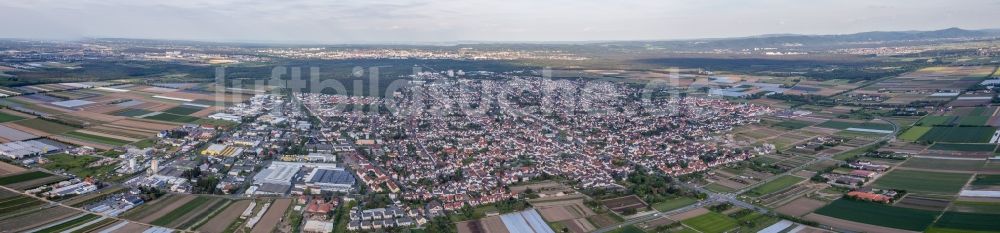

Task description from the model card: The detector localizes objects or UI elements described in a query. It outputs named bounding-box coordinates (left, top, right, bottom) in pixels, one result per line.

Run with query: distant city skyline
left=2, top=0, right=1000, bottom=43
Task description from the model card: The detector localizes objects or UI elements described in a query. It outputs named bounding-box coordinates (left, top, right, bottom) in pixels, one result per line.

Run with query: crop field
left=144, top=112, right=200, bottom=123
left=0, top=195, right=45, bottom=217
left=899, top=126, right=932, bottom=141
left=929, top=212, right=1000, bottom=233
left=198, top=200, right=252, bottom=233
left=151, top=196, right=217, bottom=227
left=651, top=196, right=698, bottom=212
left=772, top=120, right=813, bottom=130
left=957, top=116, right=991, bottom=126
left=746, top=175, right=804, bottom=197
left=949, top=201, right=1000, bottom=214
left=813, top=199, right=940, bottom=231
left=918, top=126, right=997, bottom=143
left=163, top=105, right=204, bottom=115
left=10, top=118, right=79, bottom=135
left=602, top=195, right=648, bottom=213
left=63, top=130, right=134, bottom=146
left=0, top=171, right=53, bottom=185
left=816, top=120, right=858, bottom=129
left=110, top=108, right=153, bottom=117
left=917, top=116, right=957, bottom=126
left=681, top=212, right=738, bottom=233
left=34, top=214, right=100, bottom=233
left=929, top=143, right=997, bottom=152
left=873, top=169, right=972, bottom=195
left=0, top=111, right=25, bottom=123
left=900, top=157, right=985, bottom=172
left=971, top=174, right=1000, bottom=186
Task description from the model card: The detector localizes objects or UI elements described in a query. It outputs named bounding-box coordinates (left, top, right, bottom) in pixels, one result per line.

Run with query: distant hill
left=589, top=28, right=1000, bottom=51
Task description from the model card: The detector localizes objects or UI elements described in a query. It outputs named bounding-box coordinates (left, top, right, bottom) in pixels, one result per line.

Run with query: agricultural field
left=745, top=175, right=805, bottom=197
left=110, top=108, right=153, bottom=117
left=971, top=174, right=1000, bottom=186
left=900, top=157, right=986, bottom=172
left=929, top=212, right=1000, bottom=233
left=917, top=116, right=957, bottom=126
left=198, top=200, right=252, bottom=233
left=33, top=214, right=101, bottom=233
left=813, top=199, right=940, bottom=231
left=163, top=105, right=205, bottom=115
left=0, top=170, right=54, bottom=185
left=149, top=196, right=228, bottom=228
left=771, top=119, right=814, bottom=130
left=62, top=130, right=134, bottom=146
left=680, top=211, right=738, bottom=233
left=0, top=111, right=26, bottom=123
left=873, top=169, right=973, bottom=195
left=917, top=126, right=997, bottom=143
left=898, top=126, right=932, bottom=141
left=250, top=198, right=292, bottom=233
left=9, top=118, right=80, bottom=135
left=651, top=196, right=698, bottom=212
left=602, top=195, right=648, bottom=214
left=928, top=143, right=997, bottom=152
left=0, top=193, right=46, bottom=218
left=143, top=112, right=201, bottom=123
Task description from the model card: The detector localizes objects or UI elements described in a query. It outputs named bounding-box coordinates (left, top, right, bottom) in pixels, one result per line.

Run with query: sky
left=2, top=0, right=1000, bottom=43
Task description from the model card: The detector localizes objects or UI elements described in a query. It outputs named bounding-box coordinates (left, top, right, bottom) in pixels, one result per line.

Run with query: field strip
left=62, top=216, right=109, bottom=233
left=24, top=213, right=89, bottom=232
left=76, top=130, right=142, bottom=142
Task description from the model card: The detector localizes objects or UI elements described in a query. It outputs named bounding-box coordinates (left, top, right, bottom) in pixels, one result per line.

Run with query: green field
left=931, top=212, right=1000, bottom=232
left=949, top=201, right=1000, bottom=214
left=41, top=154, right=117, bottom=178
left=816, top=120, right=857, bottom=129
left=35, top=214, right=100, bottom=233
left=901, top=157, right=985, bottom=171
left=64, top=131, right=133, bottom=146
left=651, top=196, right=698, bottom=212
left=873, top=169, right=972, bottom=195
left=111, top=108, right=152, bottom=117
left=144, top=112, right=200, bottom=123
left=929, top=143, right=997, bottom=152
left=971, top=175, right=1000, bottom=186
left=0, top=171, right=53, bottom=185
left=704, top=183, right=735, bottom=193
left=814, top=199, right=939, bottom=231
left=682, top=212, right=738, bottom=233
left=746, top=175, right=804, bottom=197
left=0, top=195, right=44, bottom=214
left=918, top=116, right=957, bottom=126
left=163, top=105, right=204, bottom=115
left=606, top=225, right=645, bottom=233
left=918, top=127, right=997, bottom=143
left=0, top=111, right=25, bottom=123
left=957, top=116, right=990, bottom=126
left=855, top=122, right=894, bottom=131
left=899, top=126, right=932, bottom=141
left=11, top=118, right=79, bottom=134
left=772, top=120, right=812, bottom=130
left=151, top=196, right=213, bottom=226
